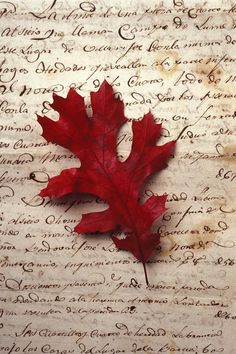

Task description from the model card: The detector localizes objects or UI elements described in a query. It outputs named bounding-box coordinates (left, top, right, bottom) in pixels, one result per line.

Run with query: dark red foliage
left=37, top=81, right=175, bottom=284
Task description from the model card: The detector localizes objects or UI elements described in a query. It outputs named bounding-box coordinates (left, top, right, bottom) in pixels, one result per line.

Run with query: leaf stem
left=143, top=262, right=149, bottom=286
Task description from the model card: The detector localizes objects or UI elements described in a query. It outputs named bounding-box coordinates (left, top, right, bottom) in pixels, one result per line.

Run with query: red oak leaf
left=37, top=81, right=175, bottom=284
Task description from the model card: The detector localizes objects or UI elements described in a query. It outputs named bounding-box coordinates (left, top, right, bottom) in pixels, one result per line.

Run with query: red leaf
left=37, top=81, right=176, bottom=284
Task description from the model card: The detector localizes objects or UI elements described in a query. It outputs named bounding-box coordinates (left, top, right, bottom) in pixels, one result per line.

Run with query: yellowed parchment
left=0, top=0, right=236, bottom=353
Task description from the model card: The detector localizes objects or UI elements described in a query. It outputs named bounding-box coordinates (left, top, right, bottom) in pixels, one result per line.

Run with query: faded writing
left=0, top=0, right=236, bottom=353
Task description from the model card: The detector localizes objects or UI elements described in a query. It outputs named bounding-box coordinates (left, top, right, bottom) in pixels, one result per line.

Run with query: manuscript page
left=0, top=1, right=236, bottom=353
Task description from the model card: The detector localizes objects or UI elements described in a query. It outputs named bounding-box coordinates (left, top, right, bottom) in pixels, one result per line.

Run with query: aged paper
left=0, top=0, right=236, bottom=353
